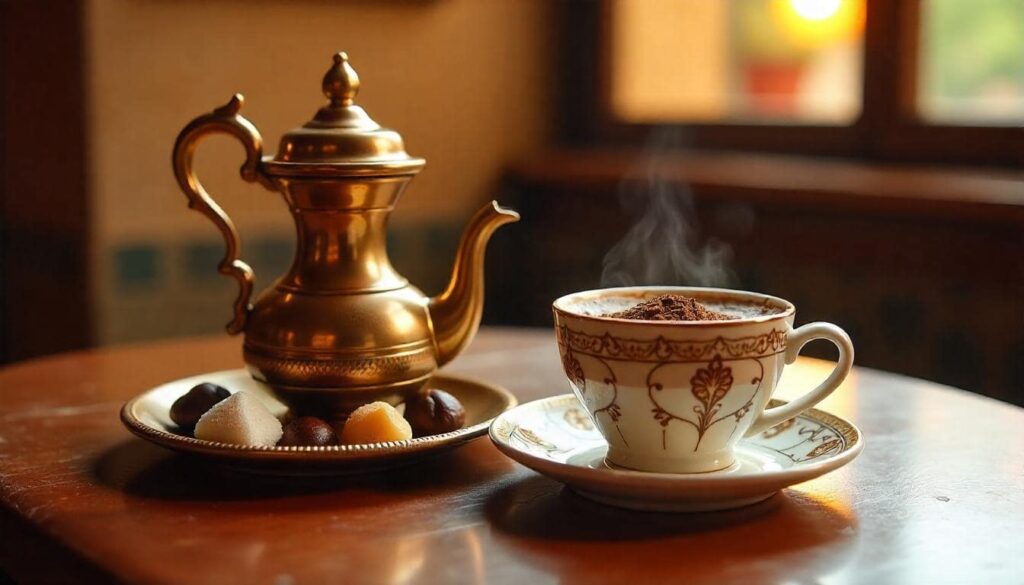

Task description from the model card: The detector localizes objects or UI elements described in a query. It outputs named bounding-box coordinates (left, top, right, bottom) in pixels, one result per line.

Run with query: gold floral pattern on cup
left=557, top=328, right=782, bottom=457
left=552, top=287, right=854, bottom=474
left=649, top=353, right=759, bottom=451
left=556, top=325, right=788, bottom=362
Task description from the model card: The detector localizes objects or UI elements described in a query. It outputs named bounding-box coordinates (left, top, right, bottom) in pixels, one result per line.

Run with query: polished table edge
left=1, top=328, right=1022, bottom=584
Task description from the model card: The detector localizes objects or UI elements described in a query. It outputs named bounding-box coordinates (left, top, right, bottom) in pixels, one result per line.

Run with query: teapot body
left=245, top=282, right=438, bottom=418
left=241, top=174, right=438, bottom=418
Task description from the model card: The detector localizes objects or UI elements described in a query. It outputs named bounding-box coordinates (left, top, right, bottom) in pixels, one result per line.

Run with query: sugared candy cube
left=194, top=392, right=283, bottom=446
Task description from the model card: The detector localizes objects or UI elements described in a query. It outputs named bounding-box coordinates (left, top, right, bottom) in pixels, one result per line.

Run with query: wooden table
left=1, top=328, right=1022, bottom=584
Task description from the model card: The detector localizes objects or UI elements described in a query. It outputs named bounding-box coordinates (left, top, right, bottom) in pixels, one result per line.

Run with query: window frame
left=561, top=0, right=1023, bottom=166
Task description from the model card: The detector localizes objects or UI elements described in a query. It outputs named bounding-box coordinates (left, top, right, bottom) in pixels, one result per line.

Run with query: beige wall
left=85, top=0, right=553, bottom=343
left=612, top=0, right=729, bottom=121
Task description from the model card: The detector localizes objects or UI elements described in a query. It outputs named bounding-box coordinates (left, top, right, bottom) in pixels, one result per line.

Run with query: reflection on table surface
left=0, top=328, right=1021, bottom=584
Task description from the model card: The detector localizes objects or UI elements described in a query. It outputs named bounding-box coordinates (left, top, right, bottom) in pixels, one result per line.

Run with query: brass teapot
left=172, top=53, right=519, bottom=419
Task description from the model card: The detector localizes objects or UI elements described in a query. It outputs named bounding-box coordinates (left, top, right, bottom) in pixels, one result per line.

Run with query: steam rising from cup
left=600, top=129, right=734, bottom=288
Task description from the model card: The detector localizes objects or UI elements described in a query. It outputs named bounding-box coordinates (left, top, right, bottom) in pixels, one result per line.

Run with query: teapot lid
left=263, top=52, right=425, bottom=177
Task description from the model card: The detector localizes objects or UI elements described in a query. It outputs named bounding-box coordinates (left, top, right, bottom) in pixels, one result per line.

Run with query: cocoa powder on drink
left=609, top=294, right=730, bottom=321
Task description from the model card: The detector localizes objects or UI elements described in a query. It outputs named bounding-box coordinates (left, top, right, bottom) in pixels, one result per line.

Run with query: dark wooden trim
left=0, top=0, right=92, bottom=363
left=860, top=0, right=900, bottom=142
left=508, top=148, right=1024, bottom=227
left=897, top=0, right=922, bottom=118
left=877, top=125, right=1024, bottom=166
left=557, top=1, right=605, bottom=145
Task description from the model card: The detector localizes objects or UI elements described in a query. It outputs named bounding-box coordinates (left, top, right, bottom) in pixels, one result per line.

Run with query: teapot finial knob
left=323, top=52, right=360, bottom=107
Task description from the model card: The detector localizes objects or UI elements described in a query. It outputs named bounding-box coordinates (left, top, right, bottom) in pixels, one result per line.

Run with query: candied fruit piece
left=194, top=392, right=283, bottom=447
left=340, top=401, right=412, bottom=445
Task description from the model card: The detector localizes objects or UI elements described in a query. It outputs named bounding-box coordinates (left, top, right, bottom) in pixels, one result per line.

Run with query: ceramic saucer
left=489, top=395, right=862, bottom=512
left=122, top=369, right=516, bottom=476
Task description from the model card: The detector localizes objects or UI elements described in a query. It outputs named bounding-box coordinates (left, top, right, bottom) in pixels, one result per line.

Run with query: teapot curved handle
left=172, top=94, right=275, bottom=334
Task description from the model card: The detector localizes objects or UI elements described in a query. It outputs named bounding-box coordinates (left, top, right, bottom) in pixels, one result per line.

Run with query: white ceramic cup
left=553, top=286, right=854, bottom=474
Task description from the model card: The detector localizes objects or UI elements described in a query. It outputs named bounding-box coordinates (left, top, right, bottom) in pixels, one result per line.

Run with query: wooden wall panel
left=1, top=0, right=92, bottom=363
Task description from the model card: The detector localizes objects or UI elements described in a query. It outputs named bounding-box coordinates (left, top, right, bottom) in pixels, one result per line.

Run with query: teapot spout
left=428, top=201, right=519, bottom=366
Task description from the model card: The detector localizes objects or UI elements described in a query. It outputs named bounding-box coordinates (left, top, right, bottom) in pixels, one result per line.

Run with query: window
left=612, top=0, right=866, bottom=124
left=565, top=0, right=1024, bottom=165
left=917, top=0, right=1024, bottom=124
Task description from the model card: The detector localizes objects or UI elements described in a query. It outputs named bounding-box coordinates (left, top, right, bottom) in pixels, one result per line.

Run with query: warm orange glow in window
left=772, top=0, right=866, bottom=49
left=789, top=0, right=842, bottom=21
left=611, top=0, right=864, bottom=124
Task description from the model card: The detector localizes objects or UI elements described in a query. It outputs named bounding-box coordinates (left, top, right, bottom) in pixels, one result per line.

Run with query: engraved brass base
left=244, top=344, right=437, bottom=421
left=251, top=374, right=432, bottom=423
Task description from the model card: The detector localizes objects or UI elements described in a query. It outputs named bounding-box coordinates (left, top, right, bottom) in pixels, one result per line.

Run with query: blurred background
left=2, top=0, right=1022, bottom=405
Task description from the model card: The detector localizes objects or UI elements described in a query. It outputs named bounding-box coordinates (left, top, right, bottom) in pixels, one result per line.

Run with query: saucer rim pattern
left=489, top=394, right=863, bottom=489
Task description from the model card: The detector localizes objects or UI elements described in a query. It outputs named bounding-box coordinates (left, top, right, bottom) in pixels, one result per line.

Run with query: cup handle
left=745, top=322, right=854, bottom=437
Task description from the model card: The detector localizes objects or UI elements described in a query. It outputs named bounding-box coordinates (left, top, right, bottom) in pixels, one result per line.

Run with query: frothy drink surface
left=703, top=301, right=780, bottom=319
left=567, top=293, right=782, bottom=321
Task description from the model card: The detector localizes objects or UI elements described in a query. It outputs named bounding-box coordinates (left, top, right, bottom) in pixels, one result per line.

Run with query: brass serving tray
left=121, top=369, right=516, bottom=476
